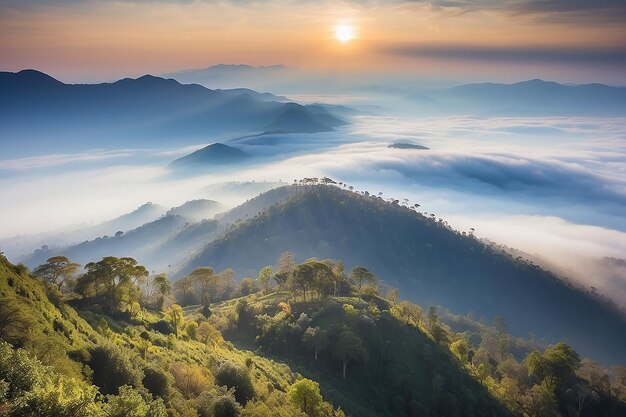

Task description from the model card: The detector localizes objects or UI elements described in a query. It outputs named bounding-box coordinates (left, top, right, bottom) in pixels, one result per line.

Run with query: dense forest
left=1, top=248, right=626, bottom=416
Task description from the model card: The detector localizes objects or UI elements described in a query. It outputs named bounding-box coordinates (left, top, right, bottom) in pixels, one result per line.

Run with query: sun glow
left=335, top=25, right=354, bottom=42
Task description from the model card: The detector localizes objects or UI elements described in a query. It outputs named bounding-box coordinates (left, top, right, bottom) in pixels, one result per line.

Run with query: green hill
left=0, top=254, right=344, bottom=417
left=177, top=185, right=626, bottom=366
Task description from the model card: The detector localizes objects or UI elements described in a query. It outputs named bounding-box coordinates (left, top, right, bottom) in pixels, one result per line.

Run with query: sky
left=1, top=0, right=625, bottom=84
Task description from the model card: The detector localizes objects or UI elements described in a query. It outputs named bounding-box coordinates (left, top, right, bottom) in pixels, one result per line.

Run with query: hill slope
left=178, top=185, right=626, bottom=365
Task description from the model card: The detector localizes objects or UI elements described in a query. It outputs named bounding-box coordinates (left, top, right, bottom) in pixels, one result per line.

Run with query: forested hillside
left=3, top=252, right=625, bottom=416
left=178, top=185, right=626, bottom=365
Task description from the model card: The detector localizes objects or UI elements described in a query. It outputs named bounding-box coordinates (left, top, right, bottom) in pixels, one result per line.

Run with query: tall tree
left=257, top=266, right=273, bottom=294
left=32, top=256, right=80, bottom=291
left=188, top=267, right=216, bottom=305
left=349, top=266, right=376, bottom=294
left=165, top=304, right=184, bottom=338
left=303, top=326, right=328, bottom=360
left=333, top=330, right=368, bottom=379
left=288, top=378, right=323, bottom=416
left=152, top=273, right=171, bottom=310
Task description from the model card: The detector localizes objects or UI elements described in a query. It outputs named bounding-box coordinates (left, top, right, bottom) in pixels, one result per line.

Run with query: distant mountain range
left=163, top=64, right=292, bottom=90
left=0, top=69, right=348, bottom=155
left=407, top=79, right=626, bottom=116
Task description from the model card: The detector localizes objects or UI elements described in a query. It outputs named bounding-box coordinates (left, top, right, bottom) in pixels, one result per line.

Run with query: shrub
left=142, top=364, right=171, bottom=400
left=215, top=361, right=255, bottom=405
left=213, top=393, right=241, bottom=417
left=88, top=343, right=143, bottom=395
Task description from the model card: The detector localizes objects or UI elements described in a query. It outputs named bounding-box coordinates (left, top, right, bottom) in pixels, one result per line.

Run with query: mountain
left=20, top=198, right=229, bottom=270
left=165, top=199, right=225, bottom=221
left=170, top=143, right=250, bottom=168
left=446, top=79, right=626, bottom=116
left=266, top=103, right=343, bottom=133
left=0, top=202, right=167, bottom=260
left=163, top=64, right=292, bottom=90
left=177, top=185, right=626, bottom=365
left=0, top=69, right=346, bottom=155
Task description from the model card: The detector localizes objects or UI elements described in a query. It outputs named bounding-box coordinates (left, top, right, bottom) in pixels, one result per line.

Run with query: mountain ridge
left=176, top=184, right=626, bottom=365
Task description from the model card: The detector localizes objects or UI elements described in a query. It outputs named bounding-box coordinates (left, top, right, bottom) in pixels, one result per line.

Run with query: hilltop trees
left=348, top=266, right=376, bottom=294
left=32, top=256, right=80, bottom=291
left=75, top=256, right=148, bottom=312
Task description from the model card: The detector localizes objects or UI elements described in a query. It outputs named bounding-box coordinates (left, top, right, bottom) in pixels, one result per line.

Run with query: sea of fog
left=1, top=114, right=625, bottom=307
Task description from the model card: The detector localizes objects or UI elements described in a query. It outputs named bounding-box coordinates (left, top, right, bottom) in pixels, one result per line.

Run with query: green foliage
left=213, top=393, right=242, bottom=417
left=88, top=343, right=144, bottom=395
left=105, top=385, right=167, bottom=417
left=142, top=364, right=171, bottom=400
left=75, top=256, right=148, bottom=312
left=288, top=378, right=323, bottom=416
left=215, top=361, right=255, bottom=405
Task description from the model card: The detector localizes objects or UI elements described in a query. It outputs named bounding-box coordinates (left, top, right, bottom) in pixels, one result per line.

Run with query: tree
left=173, top=275, right=193, bottom=300
left=257, top=266, right=273, bottom=294
left=397, top=301, right=422, bottom=326
left=292, top=261, right=333, bottom=301
left=348, top=266, right=376, bottom=294
left=170, top=362, right=208, bottom=399
left=333, top=331, right=368, bottom=379
left=105, top=385, right=167, bottom=417
left=32, top=256, right=80, bottom=291
left=77, top=257, right=148, bottom=311
left=197, top=322, right=223, bottom=349
left=165, top=304, right=184, bottom=338
left=88, top=343, right=143, bottom=395
left=219, top=268, right=236, bottom=298
left=288, top=378, right=323, bottom=416
left=237, top=277, right=257, bottom=296
left=303, top=327, right=329, bottom=360
left=386, top=288, right=399, bottom=303
left=0, top=298, right=31, bottom=344
left=188, top=267, right=216, bottom=305
left=522, top=382, right=559, bottom=417
left=527, top=342, right=580, bottom=389
left=276, top=252, right=296, bottom=276
left=450, top=339, right=471, bottom=363
left=151, top=273, right=170, bottom=310
left=215, top=361, right=255, bottom=404
left=213, top=394, right=241, bottom=417
left=427, top=305, right=438, bottom=328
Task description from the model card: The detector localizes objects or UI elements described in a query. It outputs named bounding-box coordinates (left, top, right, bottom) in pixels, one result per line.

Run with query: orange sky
left=1, top=0, right=624, bottom=83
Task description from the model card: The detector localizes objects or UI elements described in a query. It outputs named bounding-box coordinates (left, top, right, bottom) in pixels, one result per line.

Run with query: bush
left=105, top=385, right=168, bottom=417
left=215, top=361, right=255, bottom=405
left=213, top=393, right=241, bottom=417
left=88, top=343, right=143, bottom=395
left=142, top=364, right=171, bottom=400
left=151, top=320, right=173, bottom=335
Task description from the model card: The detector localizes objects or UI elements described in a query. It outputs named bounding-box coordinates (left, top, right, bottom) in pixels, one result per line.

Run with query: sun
left=335, top=25, right=354, bottom=43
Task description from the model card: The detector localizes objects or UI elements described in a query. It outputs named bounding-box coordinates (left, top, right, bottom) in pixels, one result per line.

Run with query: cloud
left=4, top=0, right=626, bottom=24
left=0, top=149, right=136, bottom=170
left=384, top=44, right=626, bottom=67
